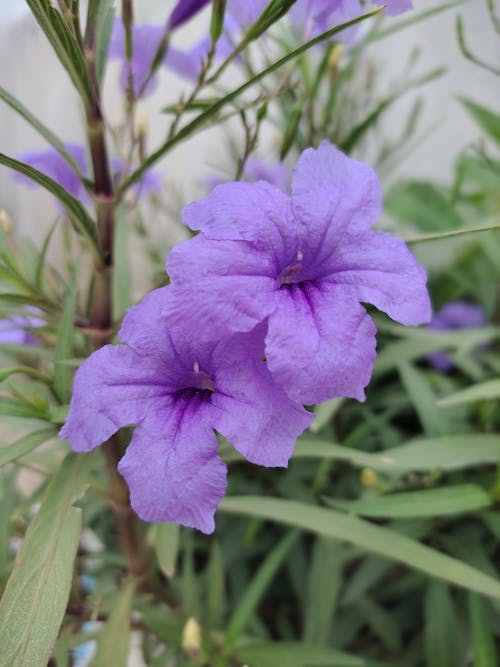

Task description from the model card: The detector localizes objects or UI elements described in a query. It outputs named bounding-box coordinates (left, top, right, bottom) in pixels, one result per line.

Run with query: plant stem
left=82, top=4, right=151, bottom=587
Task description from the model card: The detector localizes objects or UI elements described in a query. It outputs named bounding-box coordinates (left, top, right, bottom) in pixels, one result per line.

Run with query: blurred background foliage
left=0, top=1, right=499, bottom=666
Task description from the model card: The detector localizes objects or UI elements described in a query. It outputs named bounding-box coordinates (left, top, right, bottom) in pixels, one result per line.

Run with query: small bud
left=136, top=111, right=148, bottom=138
left=361, top=468, right=379, bottom=488
left=0, top=209, right=12, bottom=234
left=182, top=617, right=201, bottom=658
left=210, top=0, right=227, bottom=45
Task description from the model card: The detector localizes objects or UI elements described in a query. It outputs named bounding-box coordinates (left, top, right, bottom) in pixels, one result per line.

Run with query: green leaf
left=303, top=538, right=341, bottom=645
left=226, top=531, right=298, bottom=644
left=0, top=397, right=49, bottom=420
left=0, top=154, right=98, bottom=253
left=234, top=642, right=368, bottom=667
left=206, top=541, right=226, bottom=630
left=0, top=85, right=87, bottom=180
left=112, top=209, right=133, bottom=319
left=310, top=398, right=344, bottom=433
left=90, top=581, right=135, bottom=667
left=424, top=582, right=463, bottom=667
left=23, top=0, right=91, bottom=99
left=0, top=428, right=56, bottom=468
left=0, top=452, right=92, bottom=667
left=290, top=434, right=500, bottom=474
left=398, top=361, right=451, bottom=436
left=438, top=379, right=500, bottom=407
left=460, top=98, right=500, bottom=144
left=95, top=0, right=115, bottom=85
left=325, top=485, right=491, bottom=519
left=53, top=286, right=76, bottom=403
left=357, top=597, right=401, bottom=653
left=386, top=181, right=464, bottom=232
left=467, top=593, right=498, bottom=667
left=219, top=496, right=500, bottom=600
left=153, top=523, right=179, bottom=578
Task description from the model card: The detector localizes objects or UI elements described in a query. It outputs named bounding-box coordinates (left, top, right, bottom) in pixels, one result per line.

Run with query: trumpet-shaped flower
left=166, top=141, right=431, bottom=405
left=428, top=301, right=486, bottom=371
left=60, top=287, right=312, bottom=533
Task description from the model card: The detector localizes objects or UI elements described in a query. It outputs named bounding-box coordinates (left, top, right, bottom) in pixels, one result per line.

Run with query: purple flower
left=428, top=301, right=486, bottom=371
left=108, top=19, right=166, bottom=97
left=0, top=309, right=44, bottom=346
left=60, top=287, right=312, bottom=533
left=206, top=156, right=290, bottom=193
left=381, top=0, right=414, bottom=16
left=13, top=144, right=88, bottom=201
left=166, top=141, right=431, bottom=405
left=167, top=0, right=211, bottom=30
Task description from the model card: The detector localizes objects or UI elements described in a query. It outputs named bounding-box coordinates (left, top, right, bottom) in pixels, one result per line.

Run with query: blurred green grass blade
left=0, top=396, right=49, bottom=420
left=341, top=556, right=391, bottom=605
left=0, top=428, right=56, bottom=467
left=303, top=537, right=341, bottom=644
left=292, top=434, right=500, bottom=473
left=206, top=541, right=226, bottom=629
left=386, top=180, right=464, bottom=232
left=398, top=361, right=451, bottom=436
left=467, top=593, right=497, bottom=667
left=234, top=641, right=369, bottom=667
left=0, top=154, right=98, bottom=253
left=460, top=98, right=500, bottom=144
left=90, top=580, right=134, bottom=667
left=424, top=582, right=463, bottom=667
left=0, top=86, right=87, bottom=180
left=153, top=523, right=179, bottom=578
left=226, top=531, right=298, bottom=644
left=0, top=452, right=92, bottom=667
left=357, top=597, right=401, bottom=653
left=53, top=286, right=76, bottom=403
left=310, top=398, right=344, bottom=433
left=95, top=0, right=115, bottom=85
left=325, top=485, right=491, bottom=519
left=438, top=379, right=500, bottom=407
left=219, top=496, right=500, bottom=600
left=112, top=209, right=133, bottom=320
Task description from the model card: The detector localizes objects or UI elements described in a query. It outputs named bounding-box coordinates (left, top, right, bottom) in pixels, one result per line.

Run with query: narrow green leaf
left=0, top=397, right=49, bottom=420
left=153, top=523, right=179, bottom=578
left=325, top=485, right=491, bottom=519
left=0, top=428, right=56, bottom=468
left=206, top=541, right=226, bottom=629
left=0, top=85, right=86, bottom=180
left=398, top=361, right=451, bottom=436
left=112, top=209, right=133, bottom=319
left=0, top=154, right=99, bottom=253
left=310, top=398, right=344, bottom=433
left=461, top=97, right=500, bottom=144
left=53, top=287, right=76, bottom=403
left=303, top=537, right=341, bottom=644
left=234, top=642, right=367, bottom=667
left=0, top=452, right=92, bottom=667
left=438, top=379, right=500, bottom=407
left=467, top=593, right=497, bottom=667
left=424, top=582, right=463, bottom=667
left=0, top=366, right=48, bottom=384
left=357, top=597, right=401, bottom=653
left=90, top=581, right=135, bottom=667
left=95, top=0, right=115, bottom=85
left=386, top=180, right=464, bottom=232
left=219, top=496, right=500, bottom=600
left=226, top=531, right=298, bottom=644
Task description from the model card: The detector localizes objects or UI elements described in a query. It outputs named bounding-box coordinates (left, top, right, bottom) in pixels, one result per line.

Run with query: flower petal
left=119, top=286, right=171, bottom=359
left=60, top=345, right=168, bottom=452
left=166, top=235, right=277, bottom=339
left=327, top=230, right=431, bottom=325
left=291, top=141, right=382, bottom=252
left=118, top=401, right=226, bottom=533
left=211, top=331, right=313, bottom=467
left=265, top=283, right=377, bottom=405
left=182, top=181, right=296, bottom=251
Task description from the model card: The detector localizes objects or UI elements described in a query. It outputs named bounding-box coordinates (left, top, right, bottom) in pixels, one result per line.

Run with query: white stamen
left=193, top=361, right=200, bottom=373
left=297, top=250, right=303, bottom=262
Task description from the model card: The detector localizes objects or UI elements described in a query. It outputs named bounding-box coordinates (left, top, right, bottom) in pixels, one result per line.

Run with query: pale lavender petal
left=119, top=286, right=171, bottom=358
left=427, top=301, right=485, bottom=371
left=291, top=141, right=382, bottom=254
left=244, top=157, right=290, bottom=192
left=118, top=403, right=226, bottom=534
left=167, top=0, right=211, bottom=30
left=265, top=284, right=377, bottom=405
left=211, top=328, right=313, bottom=467
left=166, top=235, right=278, bottom=338
left=59, top=344, right=169, bottom=452
left=111, top=157, right=162, bottom=198
left=379, top=0, right=413, bottom=16
left=164, top=40, right=210, bottom=80
left=325, top=230, right=431, bottom=326
left=13, top=145, right=88, bottom=199
left=227, top=0, right=267, bottom=26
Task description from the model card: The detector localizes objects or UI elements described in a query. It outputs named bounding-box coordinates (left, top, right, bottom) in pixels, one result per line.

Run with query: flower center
left=278, top=250, right=304, bottom=287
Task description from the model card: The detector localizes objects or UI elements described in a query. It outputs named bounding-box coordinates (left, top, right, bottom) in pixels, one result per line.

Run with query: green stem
left=404, top=222, right=500, bottom=245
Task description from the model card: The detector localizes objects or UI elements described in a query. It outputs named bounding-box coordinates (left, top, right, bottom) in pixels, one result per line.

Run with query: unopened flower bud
left=182, top=617, right=201, bottom=657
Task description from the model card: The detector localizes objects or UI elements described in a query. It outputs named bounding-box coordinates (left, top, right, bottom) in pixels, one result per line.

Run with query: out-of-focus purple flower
left=167, top=0, right=211, bottom=30
left=380, top=0, right=414, bottom=16
left=60, top=287, right=312, bottom=533
left=111, top=158, right=163, bottom=198
left=13, top=145, right=88, bottom=200
left=427, top=301, right=486, bottom=371
left=0, top=310, right=44, bottom=346
left=166, top=141, right=431, bottom=406
left=108, top=18, right=166, bottom=97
